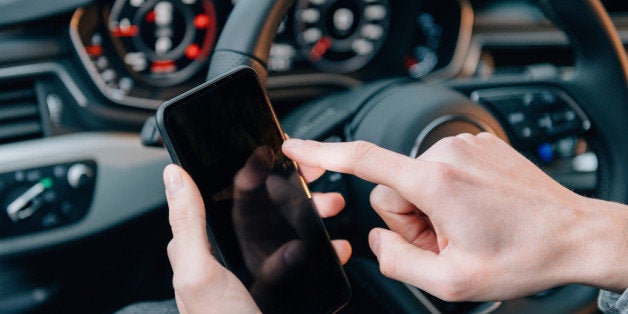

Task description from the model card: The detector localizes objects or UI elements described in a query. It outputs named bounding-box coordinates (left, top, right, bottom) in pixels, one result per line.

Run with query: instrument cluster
left=70, top=0, right=466, bottom=109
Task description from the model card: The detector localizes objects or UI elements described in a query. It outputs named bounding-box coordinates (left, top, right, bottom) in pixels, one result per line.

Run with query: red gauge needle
left=309, top=36, right=332, bottom=62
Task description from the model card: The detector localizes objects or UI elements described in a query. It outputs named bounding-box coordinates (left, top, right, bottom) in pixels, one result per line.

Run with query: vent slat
left=0, top=102, right=39, bottom=122
left=0, top=121, right=42, bottom=142
left=0, top=88, right=36, bottom=103
left=0, top=80, right=42, bottom=144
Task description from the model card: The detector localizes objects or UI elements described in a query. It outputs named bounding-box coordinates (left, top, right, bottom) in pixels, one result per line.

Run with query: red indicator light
left=85, top=45, right=103, bottom=56
left=194, top=14, right=211, bottom=29
left=111, top=25, right=139, bottom=37
left=151, top=60, right=176, bottom=73
left=185, top=44, right=201, bottom=59
left=146, top=11, right=156, bottom=23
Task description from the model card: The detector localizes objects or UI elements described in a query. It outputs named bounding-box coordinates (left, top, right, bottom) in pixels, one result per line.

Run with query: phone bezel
left=155, top=66, right=351, bottom=313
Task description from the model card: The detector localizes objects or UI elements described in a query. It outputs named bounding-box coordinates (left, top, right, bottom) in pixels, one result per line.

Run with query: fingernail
left=283, top=139, right=304, bottom=149
left=369, top=229, right=380, bottom=254
left=164, top=165, right=183, bottom=195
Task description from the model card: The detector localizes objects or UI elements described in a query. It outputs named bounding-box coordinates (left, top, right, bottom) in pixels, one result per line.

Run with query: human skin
left=282, top=133, right=628, bottom=301
left=163, top=160, right=350, bottom=313
left=164, top=132, right=627, bottom=312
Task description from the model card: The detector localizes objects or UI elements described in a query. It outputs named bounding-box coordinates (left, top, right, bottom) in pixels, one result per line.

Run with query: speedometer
left=294, top=0, right=390, bottom=73
left=108, top=0, right=217, bottom=87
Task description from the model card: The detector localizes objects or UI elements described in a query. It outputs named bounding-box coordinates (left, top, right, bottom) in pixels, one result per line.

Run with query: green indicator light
left=40, top=177, right=53, bottom=189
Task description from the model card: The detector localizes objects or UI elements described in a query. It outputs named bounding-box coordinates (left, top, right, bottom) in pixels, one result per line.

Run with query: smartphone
left=156, top=66, right=350, bottom=313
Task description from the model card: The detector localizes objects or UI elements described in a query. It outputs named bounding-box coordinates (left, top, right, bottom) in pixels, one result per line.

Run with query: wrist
left=563, top=196, right=628, bottom=292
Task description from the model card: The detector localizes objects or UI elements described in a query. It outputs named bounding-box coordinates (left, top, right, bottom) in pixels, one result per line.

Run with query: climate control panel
left=0, top=161, right=97, bottom=238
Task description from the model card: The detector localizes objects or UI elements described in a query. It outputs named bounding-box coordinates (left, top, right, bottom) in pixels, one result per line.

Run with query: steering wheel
left=207, top=0, right=628, bottom=312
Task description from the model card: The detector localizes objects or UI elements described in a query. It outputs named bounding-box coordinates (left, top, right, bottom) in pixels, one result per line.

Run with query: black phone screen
left=158, top=67, right=350, bottom=313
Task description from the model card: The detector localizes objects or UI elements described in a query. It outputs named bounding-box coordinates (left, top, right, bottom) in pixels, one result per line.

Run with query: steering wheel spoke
left=179, top=0, right=627, bottom=312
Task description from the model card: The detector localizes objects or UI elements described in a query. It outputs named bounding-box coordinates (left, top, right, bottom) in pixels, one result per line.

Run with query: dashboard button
left=0, top=161, right=97, bottom=238
left=536, top=113, right=553, bottom=132
left=67, top=164, right=95, bottom=190
left=41, top=212, right=61, bottom=228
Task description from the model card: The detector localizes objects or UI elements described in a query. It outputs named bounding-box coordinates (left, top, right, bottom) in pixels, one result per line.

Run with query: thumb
left=369, top=228, right=448, bottom=293
left=163, top=165, right=223, bottom=284
left=164, top=164, right=212, bottom=259
left=164, top=165, right=260, bottom=313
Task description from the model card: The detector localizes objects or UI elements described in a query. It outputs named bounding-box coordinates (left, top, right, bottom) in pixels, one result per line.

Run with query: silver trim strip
left=405, top=284, right=502, bottom=314
left=0, top=63, right=88, bottom=107
left=423, top=0, right=474, bottom=81
left=410, top=114, right=497, bottom=158
left=404, top=284, right=442, bottom=314
left=0, top=133, right=170, bottom=257
left=463, top=22, right=628, bottom=77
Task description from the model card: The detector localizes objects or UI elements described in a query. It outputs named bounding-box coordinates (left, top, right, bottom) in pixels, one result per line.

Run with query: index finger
left=282, top=139, right=424, bottom=198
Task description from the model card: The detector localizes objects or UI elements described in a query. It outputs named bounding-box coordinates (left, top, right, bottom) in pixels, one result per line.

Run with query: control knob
left=67, top=164, right=95, bottom=189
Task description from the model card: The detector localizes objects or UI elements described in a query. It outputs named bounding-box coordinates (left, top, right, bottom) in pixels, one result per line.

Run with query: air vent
left=0, top=80, right=43, bottom=144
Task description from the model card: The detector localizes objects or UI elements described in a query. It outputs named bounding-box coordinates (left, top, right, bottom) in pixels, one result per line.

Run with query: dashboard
left=70, top=0, right=468, bottom=109
left=0, top=0, right=626, bottom=312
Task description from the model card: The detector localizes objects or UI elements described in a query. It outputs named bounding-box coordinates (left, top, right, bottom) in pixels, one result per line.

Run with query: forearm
left=567, top=196, right=628, bottom=292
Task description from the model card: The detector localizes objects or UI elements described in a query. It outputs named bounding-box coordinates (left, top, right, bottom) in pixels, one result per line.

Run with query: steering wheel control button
left=0, top=161, right=97, bottom=238
left=523, top=91, right=558, bottom=108
left=537, top=143, right=554, bottom=163
left=471, top=88, right=590, bottom=148
left=511, top=123, right=539, bottom=141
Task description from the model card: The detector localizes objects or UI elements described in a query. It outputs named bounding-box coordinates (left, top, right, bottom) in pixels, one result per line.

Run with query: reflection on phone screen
left=162, top=68, right=349, bottom=313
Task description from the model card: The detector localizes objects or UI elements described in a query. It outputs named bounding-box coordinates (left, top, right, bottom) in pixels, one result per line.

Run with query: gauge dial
left=404, top=12, right=443, bottom=78
left=294, top=0, right=390, bottom=73
left=108, top=0, right=217, bottom=87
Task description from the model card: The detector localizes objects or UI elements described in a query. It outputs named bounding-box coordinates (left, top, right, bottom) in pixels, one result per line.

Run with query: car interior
left=0, top=0, right=626, bottom=313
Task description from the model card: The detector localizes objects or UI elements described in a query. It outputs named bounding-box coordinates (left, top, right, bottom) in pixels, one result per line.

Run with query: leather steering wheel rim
left=535, top=0, right=628, bottom=203
left=209, top=0, right=627, bottom=204
left=207, top=0, right=628, bottom=312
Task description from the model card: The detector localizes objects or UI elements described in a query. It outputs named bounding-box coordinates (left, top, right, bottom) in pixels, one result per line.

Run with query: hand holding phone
left=157, top=67, right=351, bottom=313
left=163, top=164, right=262, bottom=314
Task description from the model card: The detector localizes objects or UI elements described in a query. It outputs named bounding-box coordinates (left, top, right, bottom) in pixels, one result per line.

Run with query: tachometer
left=108, top=0, right=217, bottom=87
left=405, top=12, right=442, bottom=78
left=294, top=0, right=390, bottom=73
